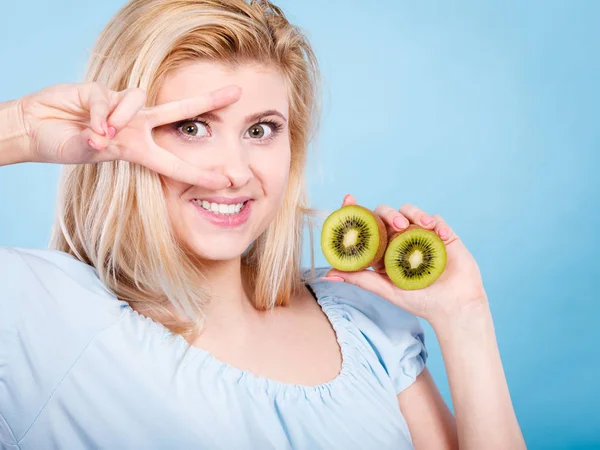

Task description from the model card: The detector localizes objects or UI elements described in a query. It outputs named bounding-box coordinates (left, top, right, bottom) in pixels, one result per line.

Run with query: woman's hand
left=327, top=195, right=526, bottom=449
left=323, top=194, right=488, bottom=325
left=15, top=81, right=241, bottom=188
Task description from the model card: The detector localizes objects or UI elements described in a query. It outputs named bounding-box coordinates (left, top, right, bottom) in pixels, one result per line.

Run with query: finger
left=431, top=214, right=459, bottom=243
left=60, top=128, right=112, bottom=160
left=322, top=269, right=397, bottom=300
left=373, top=204, right=409, bottom=231
left=107, top=88, right=147, bottom=132
left=398, top=204, right=436, bottom=229
left=370, top=258, right=387, bottom=275
left=342, top=194, right=357, bottom=207
left=134, top=145, right=231, bottom=189
left=87, top=83, right=111, bottom=136
left=81, top=127, right=111, bottom=151
left=146, top=85, right=242, bottom=128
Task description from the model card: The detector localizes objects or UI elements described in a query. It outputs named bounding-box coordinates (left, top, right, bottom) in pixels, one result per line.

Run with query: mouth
left=190, top=197, right=252, bottom=227
left=192, top=199, right=250, bottom=215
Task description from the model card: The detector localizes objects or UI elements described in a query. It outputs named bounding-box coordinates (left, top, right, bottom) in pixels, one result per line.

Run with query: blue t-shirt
left=0, top=246, right=427, bottom=449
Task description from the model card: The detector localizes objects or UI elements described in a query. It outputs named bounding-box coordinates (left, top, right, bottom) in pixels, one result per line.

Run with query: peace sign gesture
left=16, top=81, right=242, bottom=188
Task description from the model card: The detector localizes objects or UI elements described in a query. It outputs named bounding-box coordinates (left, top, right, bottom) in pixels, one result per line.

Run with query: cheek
left=253, top=147, right=291, bottom=197
left=160, top=177, right=189, bottom=236
left=161, top=176, right=186, bottom=208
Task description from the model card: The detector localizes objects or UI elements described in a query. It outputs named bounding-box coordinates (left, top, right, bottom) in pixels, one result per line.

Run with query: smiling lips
left=190, top=196, right=252, bottom=227
left=193, top=199, right=246, bottom=215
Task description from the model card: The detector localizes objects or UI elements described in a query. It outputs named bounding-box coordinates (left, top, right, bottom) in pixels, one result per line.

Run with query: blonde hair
left=49, top=0, right=320, bottom=337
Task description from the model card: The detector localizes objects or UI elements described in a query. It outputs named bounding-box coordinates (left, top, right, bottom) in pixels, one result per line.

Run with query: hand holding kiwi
left=321, top=202, right=446, bottom=290
left=320, top=195, right=488, bottom=322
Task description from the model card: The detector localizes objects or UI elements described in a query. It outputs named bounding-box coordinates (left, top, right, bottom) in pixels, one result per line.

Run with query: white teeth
left=193, top=200, right=246, bottom=215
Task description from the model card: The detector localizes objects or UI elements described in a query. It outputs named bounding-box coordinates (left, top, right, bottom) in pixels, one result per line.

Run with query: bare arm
left=328, top=198, right=526, bottom=449
left=0, top=100, right=30, bottom=166
left=398, top=368, right=459, bottom=449
left=398, top=301, right=526, bottom=450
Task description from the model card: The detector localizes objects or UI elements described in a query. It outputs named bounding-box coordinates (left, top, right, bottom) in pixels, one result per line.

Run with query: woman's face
left=152, top=61, right=291, bottom=262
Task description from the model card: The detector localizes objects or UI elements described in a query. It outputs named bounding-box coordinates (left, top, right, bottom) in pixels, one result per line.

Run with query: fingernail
left=320, top=276, right=344, bottom=282
left=438, top=227, right=448, bottom=238
left=101, top=122, right=108, bottom=136
left=343, top=194, right=351, bottom=204
left=88, top=139, right=101, bottom=150
left=107, top=126, right=117, bottom=139
left=421, top=215, right=434, bottom=226
left=393, top=216, right=409, bottom=229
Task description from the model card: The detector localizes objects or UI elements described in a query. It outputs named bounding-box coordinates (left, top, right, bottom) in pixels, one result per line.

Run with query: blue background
left=1, top=1, right=598, bottom=448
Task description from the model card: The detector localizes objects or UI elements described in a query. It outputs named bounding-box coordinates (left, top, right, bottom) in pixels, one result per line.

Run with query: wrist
left=0, top=99, right=32, bottom=166
left=427, top=296, right=492, bottom=336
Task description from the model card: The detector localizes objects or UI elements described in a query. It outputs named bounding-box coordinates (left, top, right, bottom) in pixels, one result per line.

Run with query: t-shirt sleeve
left=319, top=276, right=428, bottom=394
left=0, top=246, right=121, bottom=446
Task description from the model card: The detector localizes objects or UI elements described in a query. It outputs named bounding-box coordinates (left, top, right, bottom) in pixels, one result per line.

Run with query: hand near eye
left=15, top=81, right=242, bottom=188
left=324, top=194, right=489, bottom=325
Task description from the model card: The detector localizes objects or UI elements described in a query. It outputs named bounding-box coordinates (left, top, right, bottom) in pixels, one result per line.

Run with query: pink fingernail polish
left=343, top=194, right=351, bottom=203
left=88, top=139, right=101, bottom=150
left=421, top=215, right=434, bottom=225
left=393, top=216, right=409, bottom=229
left=320, top=276, right=344, bottom=282
left=107, top=127, right=116, bottom=139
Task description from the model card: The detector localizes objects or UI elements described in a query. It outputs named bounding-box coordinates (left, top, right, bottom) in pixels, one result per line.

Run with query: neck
left=199, top=257, right=258, bottom=327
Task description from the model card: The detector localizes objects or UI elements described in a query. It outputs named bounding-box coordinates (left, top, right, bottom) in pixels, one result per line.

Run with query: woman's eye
left=179, top=121, right=209, bottom=137
left=246, top=123, right=273, bottom=139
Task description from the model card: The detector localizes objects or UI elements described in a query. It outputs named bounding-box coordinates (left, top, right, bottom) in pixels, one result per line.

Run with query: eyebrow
left=192, top=109, right=288, bottom=124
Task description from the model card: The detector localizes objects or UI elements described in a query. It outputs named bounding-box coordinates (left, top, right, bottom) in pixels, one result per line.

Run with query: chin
left=170, top=197, right=273, bottom=263
left=181, top=236, right=251, bottom=262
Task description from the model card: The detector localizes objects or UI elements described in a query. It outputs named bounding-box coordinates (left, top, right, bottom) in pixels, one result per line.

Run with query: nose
left=220, top=139, right=252, bottom=188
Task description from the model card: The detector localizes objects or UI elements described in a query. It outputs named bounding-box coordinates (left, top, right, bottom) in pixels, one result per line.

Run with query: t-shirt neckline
left=119, top=271, right=357, bottom=398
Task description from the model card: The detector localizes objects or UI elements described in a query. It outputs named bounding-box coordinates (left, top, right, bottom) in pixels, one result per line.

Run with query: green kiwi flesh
left=321, top=205, right=387, bottom=272
left=384, top=225, right=447, bottom=290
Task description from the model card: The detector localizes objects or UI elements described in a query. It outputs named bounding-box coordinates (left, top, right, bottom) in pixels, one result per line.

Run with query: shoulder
left=0, top=247, right=124, bottom=446
left=304, top=267, right=428, bottom=394
left=0, top=245, right=123, bottom=330
left=304, top=266, right=425, bottom=341
left=0, top=246, right=114, bottom=297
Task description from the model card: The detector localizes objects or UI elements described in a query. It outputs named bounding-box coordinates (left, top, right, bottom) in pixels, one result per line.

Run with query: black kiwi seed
left=330, top=215, right=372, bottom=260
left=384, top=225, right=447, bottom=290
left=321, top=205, right=387, bottom=272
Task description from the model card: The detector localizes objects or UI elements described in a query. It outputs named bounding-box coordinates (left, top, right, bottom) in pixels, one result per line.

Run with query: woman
left=0, top=0, right=526, bottom=448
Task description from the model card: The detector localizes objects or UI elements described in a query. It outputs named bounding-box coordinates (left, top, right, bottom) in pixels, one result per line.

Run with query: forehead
left=155, top=60, right=289, bottom=117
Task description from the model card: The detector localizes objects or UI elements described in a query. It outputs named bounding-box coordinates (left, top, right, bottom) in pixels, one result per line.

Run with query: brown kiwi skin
left=387, top=223, right=426, bottom=243
left=385, top=224, right=438, bottom=265
left=351, top=205, right=388, bottom=271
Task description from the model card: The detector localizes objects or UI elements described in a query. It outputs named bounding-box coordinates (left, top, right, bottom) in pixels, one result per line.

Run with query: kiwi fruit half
left=384, top=225, right=447, bottom=290
left=321, top=205, right=387, bottom=271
